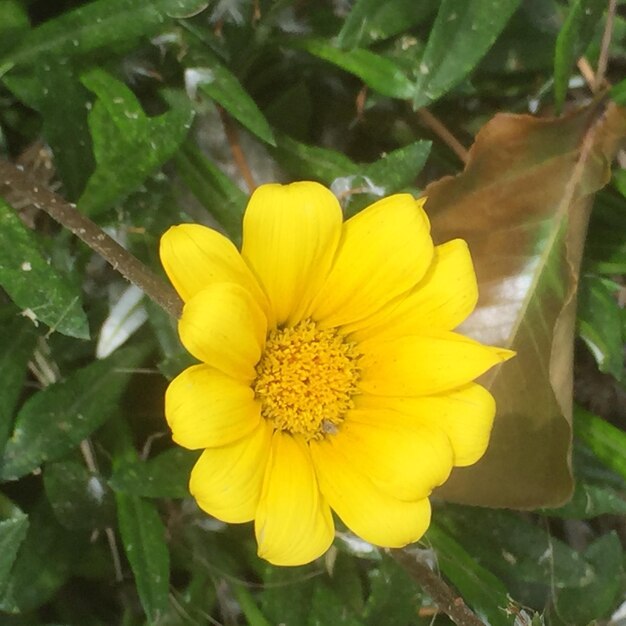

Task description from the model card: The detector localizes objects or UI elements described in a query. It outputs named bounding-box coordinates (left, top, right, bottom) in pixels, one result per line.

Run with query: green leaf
left=338, top=0, right=437, bottom=49
left=611, top=76, right=626, bottom=106
left=541, top=480, right=626, bottom=519
left=175, top=141, right=247, bottom=243
left=0, top=346, right=145, bottom=481
left=552, top=532, right=623, bottom=624
left=574, top=405, right=626, bottom=483
left=4, top=62, right=95, bottom=200
left=0, top=502, right=28, bottom=597
left=259, top=563, right=317, bottom=626
left=363, top=556, right=426, bottom=626
left=361, top=141, right=431, bottom=191
left=292, top=39, right=415, bottom=99
left=0, top=197, right=89, bottom=339
left=0, top=501, right=73, bottom=614
left=437, top=506, right=596, bottom=591
left=0, top=308, right=36, bottom=455
left=308, top=582, right=364, bottom=626
left=0, top=0, right=29, bottom=58
left=44, top=460, right=115, bottom=530
left=577, top=275, right=624, bottom=380
left=0, top=0, right=209, bottom=69
left=427, top=523, right=513, bottom=626
left=109, top=447, right=199, bottom=499
left=553, top=0, right=605, bottom=113
left=271, top=133, right=357, bottom=184
left=78, top=69, right=194, bottom=217
left=187, top=61, right=276, bottom=145
left=585, top=190, right=626, bottom=274
left=116, top=493, right=170, bottom=623
left=414, top=0, right=522, bottom=108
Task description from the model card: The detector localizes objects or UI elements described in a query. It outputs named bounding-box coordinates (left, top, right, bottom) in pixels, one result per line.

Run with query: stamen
left=253, top=319, right=361, bottom=440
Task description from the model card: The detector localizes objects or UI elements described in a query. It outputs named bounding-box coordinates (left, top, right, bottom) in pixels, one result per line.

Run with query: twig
left=218, top=107, right=257, bottom=193
left=576, top=57, right=596, bottom=91
left=416, top=108, right=469, bottom=164
left=595, top=0, right=617, bottom=92
left=391, top=549, right=486, bottom=626
left=0, top=159, right=183, bottom=320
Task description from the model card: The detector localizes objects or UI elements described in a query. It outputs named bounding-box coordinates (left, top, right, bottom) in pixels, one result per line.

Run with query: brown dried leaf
left=429, top=101, right=626, bottom=508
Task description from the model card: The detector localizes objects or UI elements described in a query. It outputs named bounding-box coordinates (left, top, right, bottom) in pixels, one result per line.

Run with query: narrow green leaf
left=308, top=582, right=364, bottom=626
left=0, top=0, right=29, bottom=57
left=541, top=481, right=626, bottom=519
left=4, top=62, right=95, bottom=200
left=188, top=61, right=276, bottom=145
left=554, top=0, right=605, bottom=113
left=363, top=556, right=424, bottom=626
left=362, top=141, right=431, bottom=191
left=427, top=523, right=513, bottom=626
left=175, top=141, right=247, bottom=243
left=0, top=308, right=36, bottom=455
left=78, top=69, right=194, bottom=216
left=0, top=501, right=73, bottom=614
left=338, top=0, right=437, bottom=49
left=0, top=503, right=28, bottom=597
left=577, top=276, right=624, bottom=380
left=260, top=563, right=316, bottom=626
left=292, top=39, right=415, bottom=99
left=0, top=346, right=145, bottom=481
left=437, top=506, right=595, bottom=590
left=0, top=197, right=89, bottom=339
left=414, top=0, right=521, bottom=108
left=116, top=493, right=170, bottom=623
left=270, top=133, right=357, bottom=184
left=574, top=405, right=626, bottom=483
left=0, top=0, right=208, bottom=69
left=109, top=448, right=198, bottom=499
left=44, top=460, right=115, bottom=530
left=585, top=190, right=626, bottom=274
left=552, top=532, right=623, bottom=624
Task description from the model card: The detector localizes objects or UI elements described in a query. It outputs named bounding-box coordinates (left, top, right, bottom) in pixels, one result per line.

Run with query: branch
left=0, top=159, right=183, bottom=320
left=391, top=549, right=486, bottom=626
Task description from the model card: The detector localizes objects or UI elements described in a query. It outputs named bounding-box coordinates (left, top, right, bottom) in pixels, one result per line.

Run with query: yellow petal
left=255, top=432, right=334, bottom=566
left=348, top=239, right=478, bottom=341
left=165, top=364, right=261, bottom=449
left=356, top=384, right=496, bottom=467
left=189, top=420, right=272, bottom=523
left=359, top=331, right=515, bottom=396
left=309, top=195, right=434, bottom=329
left=332, top=409, right=454, bottom=500
left=160, top=224, right=266, bottom=308
left=242, top=182, right=342, bottom=327
left=179, top=282, right=267, bottom=381
left=311, top=439, right=431, bottom=547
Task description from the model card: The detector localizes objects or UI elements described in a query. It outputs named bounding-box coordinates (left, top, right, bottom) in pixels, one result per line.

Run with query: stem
left=0, top=159, right=183, bottom=320
left=416, top=108, right=469, bottom=164
left=218, top=107, right=257, bottom=193
left=390, top=549, right=486, bottom=626
left=594, top=0, right=617, bottom=92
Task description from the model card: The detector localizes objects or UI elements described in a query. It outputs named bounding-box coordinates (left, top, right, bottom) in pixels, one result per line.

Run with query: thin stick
left=0, top=159, right=183, bottom=320
left=416, top=108, right=469, bottom=164
left=218, top=107, right=257, bottom=193
left=595, top=0, right=617, bottom=92
left=391, top=549, right=486, bottom=626
left=576, top=57, right=596, bottom=90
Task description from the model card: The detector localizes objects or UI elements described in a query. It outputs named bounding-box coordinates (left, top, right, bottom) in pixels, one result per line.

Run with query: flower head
left=160, top=181, right=513, bottom=566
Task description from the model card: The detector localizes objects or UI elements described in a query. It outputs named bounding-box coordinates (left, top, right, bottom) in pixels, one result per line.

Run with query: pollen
left=253, top=319, right=361, bottom=440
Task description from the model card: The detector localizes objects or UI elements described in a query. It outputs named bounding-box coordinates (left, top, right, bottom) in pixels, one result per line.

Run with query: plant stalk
left=0, top=159, right=183, bottom=320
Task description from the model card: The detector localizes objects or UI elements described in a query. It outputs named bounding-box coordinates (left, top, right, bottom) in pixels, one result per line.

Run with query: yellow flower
left=160, top=181, right=513, bottom=566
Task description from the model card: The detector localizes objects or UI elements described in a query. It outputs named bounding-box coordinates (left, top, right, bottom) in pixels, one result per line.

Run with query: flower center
left=253, top=319, right=361, bottom=441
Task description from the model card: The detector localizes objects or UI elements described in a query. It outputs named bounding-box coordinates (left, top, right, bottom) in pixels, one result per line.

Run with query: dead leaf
left=428, top=101, right=626, bottom=508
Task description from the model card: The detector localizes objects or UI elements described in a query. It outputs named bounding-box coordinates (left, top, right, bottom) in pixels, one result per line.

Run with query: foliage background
left=0, top=0, right=626, bottom=624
